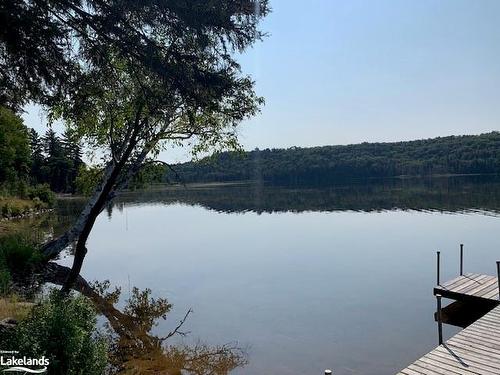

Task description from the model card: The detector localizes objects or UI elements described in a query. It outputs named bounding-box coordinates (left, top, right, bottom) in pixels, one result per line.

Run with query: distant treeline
left=171, top=132, right=500, bottom=184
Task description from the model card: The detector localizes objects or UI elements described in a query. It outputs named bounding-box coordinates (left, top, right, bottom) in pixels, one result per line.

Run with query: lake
left=53, top=176, right=500, bottom=375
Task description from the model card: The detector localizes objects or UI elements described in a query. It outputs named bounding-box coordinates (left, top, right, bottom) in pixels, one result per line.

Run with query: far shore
left=54, top=172, right=500, bottom=200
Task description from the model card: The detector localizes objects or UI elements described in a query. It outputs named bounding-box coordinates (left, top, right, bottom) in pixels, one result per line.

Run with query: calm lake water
left=55, top=176, right=500, bottom=375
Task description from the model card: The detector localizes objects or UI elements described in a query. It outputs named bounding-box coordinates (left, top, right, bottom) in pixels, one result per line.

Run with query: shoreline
left=117, top=172, right=500, bottom=191
left=0, top=208, right=54, bottom=222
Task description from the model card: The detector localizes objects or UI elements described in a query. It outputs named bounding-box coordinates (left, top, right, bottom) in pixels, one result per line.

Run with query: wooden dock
left=397, top=304, right=500, bottom=375
left=396, top=249, right=500, bottom=375
left=434, top=273, right=499, bottom=302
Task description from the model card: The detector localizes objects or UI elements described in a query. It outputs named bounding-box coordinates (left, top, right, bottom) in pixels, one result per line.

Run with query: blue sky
left=23, top=0, right=500, bottom=162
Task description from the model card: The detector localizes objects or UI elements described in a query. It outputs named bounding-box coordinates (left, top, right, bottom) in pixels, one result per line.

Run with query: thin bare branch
left=159, top=308, right=193, bottom=341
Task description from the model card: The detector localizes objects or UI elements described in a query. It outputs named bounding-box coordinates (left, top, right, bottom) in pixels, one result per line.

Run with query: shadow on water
left=437, top=299, right=498, bottom=328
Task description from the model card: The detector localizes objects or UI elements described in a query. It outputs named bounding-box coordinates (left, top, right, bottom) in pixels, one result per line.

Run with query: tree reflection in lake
left=41, top=263, right=247, bottom=374
left=11, top=175, right=499, bottom=238
left=110, top=175, right=500, bottom=215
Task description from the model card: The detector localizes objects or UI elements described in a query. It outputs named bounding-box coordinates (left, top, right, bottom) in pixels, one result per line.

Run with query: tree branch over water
left=1, top=0, right=270, bottom=292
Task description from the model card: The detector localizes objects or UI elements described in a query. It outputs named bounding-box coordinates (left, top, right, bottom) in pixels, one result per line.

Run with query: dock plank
left=396, top=305, right=500, bottom=374
left=434, top=274, right=499, bottom=302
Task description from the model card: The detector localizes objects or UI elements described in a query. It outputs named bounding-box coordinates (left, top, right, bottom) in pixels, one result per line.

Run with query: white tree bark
left=41, top=141, right=155, bottom=258
left=41, top=161, right=116, bottom=258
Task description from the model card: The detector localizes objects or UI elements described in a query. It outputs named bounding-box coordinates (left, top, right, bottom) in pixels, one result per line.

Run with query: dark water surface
left=56, top=176, right=500, bottom=375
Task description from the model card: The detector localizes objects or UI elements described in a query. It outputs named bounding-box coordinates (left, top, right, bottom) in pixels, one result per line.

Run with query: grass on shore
left=0, top=197, right=47, bottom=219
left=0, top=183, right=56, bottom=219
left=0, top=295, right=33, bottom=321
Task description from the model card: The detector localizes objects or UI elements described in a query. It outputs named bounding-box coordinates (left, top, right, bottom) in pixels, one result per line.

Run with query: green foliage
left=0, top=197, right=47, bottom=218
left=2, top=1, right=269, bottom=232
left=39, top=0, right=267, bottom=185
left=0, top=184, right=54, bottom=219
left=0, top=106, right=31, bottom=189
left=28, top=184, right=56, bottom=207
left=76, top=163, right=168, bottom=194
left=0, top=290, right=108, bottom=375
left=1, top=0, right=270, bottom=112
left=0, top=110, right=85, bottom=195
left=31, top=129, right=84, bottom=193
left=0, top=106, right=70, bottom=203
left=128, top=163, right=167, bottom=190
left=172, top=132, right=500, bottom=184
left=0, top=234, right=44, bottom=273
left=0, top=268, right=11, bottom=295
left=75, top=165, right=103, bottom=196
left=0, top=234, right=44, bottom=295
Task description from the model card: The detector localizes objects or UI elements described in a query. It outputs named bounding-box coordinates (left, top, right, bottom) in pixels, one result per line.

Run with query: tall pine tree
left=61, top=130, right=84, bottom=193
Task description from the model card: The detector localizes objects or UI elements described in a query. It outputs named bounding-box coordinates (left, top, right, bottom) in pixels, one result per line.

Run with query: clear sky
left=23, top=0, right=500, bottom=162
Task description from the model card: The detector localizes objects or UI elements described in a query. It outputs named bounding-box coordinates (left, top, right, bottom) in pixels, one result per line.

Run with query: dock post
left=460, top=244, right=464, bottom=276
left=325, top=370, right=332, bottom=375
left=436, top=251, right=441, bottom=286
left=497, top=261, right=500, bottom=300
left=436, top=294, right=443, bottom=345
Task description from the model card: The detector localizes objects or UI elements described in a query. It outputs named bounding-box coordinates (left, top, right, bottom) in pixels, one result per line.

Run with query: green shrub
left=0, top=268, right=11, bottom=296
left=1, top=201, right=12, bottom=216
left=0, top=234, right=44, bottom=274
left=28, top=184, right=56, bottom=207
left=9, top=202, right=22, bottom=216
left=32, top=196, right=44, bottom=209
left=0, top=290, right=108, bottom=375
left=16, top=180, right=29, bottom=199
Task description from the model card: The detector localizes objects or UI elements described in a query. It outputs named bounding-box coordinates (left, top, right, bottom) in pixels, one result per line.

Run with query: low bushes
left=0, top=183, right=56, bottom=218
left=0, top=234, right=44, bottom=295
left=0, top=290, right=108, bottom=375
left=0, top=197, right=40, bottom=218
left=27, top=184, right=56, bottom=206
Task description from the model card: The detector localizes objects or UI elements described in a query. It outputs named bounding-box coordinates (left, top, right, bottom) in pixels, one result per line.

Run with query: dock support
left=324, top=370, right=332, bottom=375
left=436, top=251, right=441, bottom=286
left=497, top=261, right=500, bottom=301
left=436, top=294, right=443, bottom=345
left=460, top=244, right=464, bottom=276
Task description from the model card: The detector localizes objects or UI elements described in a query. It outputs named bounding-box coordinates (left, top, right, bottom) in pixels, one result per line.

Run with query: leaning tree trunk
left=42, top=134, right=138, bottom=294
left=59, top=143, right=141, bottom=293
left=52, top=147, right=156, bottom=292
left=40, top=108, right=164, bottom=294
left=41, top=161, right=117, bottom=258
left=41, top=108, right=146, bottom=260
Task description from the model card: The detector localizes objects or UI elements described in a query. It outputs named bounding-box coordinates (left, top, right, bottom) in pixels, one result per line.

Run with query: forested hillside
left=172, top=132, right=500, bottom=184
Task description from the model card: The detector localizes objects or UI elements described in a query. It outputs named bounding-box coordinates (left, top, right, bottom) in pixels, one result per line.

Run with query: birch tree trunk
left=41, top=161, right=117, bottom=258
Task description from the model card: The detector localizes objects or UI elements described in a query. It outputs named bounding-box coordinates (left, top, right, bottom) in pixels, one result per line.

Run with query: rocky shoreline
left=0, top=208, right=54, bottom=222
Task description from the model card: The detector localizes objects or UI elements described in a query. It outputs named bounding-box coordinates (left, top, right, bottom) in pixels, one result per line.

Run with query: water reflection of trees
left=110, top=176, right=500, bottom=215
left=42, top=263, right=246, bottom=374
